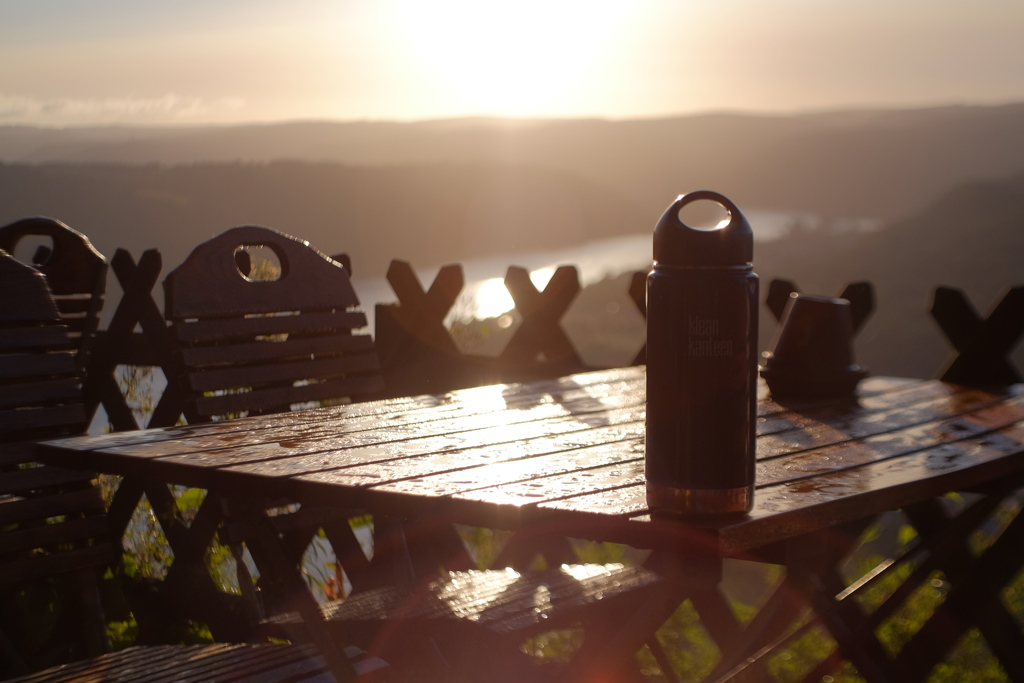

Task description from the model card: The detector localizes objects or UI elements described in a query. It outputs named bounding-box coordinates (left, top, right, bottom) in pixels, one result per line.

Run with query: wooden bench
left=261, top=563, right=663, bottom=682
left=3, top=643, right=387, bottom=683
left=0, top=249, right=110, bottom=676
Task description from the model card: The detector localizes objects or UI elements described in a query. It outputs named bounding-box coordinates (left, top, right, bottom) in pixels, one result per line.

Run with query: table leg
left=221, top=494, right=360, bottom=682
left=553, top=551, right=723, bottom=683
left=898, top=494, right=1024, bottom=680
left=784, top=527, right=911, bottom=683
left=108, top=479, right=255, bottom=644
left=564, top=576, right=692, bottom=683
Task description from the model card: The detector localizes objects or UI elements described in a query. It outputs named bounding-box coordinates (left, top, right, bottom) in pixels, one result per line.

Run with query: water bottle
left=645, top=191, right=759, bottom=515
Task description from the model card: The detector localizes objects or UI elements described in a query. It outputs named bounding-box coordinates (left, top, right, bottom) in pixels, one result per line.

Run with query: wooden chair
left=161, top=224, right=394, bottom=614
left=0, top=217, right=107, bottom=372
left=0, top=249, right=109, bottom=676
left=163, top=225, right=384, bottom=423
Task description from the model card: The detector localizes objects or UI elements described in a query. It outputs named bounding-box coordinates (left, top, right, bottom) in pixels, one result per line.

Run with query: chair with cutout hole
left=0, top=217, right=108, bottom=373
left=164, top=225, right=384, bottom=424
left=161, top=225, right=389, bottom=619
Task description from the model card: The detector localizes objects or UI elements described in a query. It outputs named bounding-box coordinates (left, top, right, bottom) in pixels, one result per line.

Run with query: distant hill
left=756, top=172, right=1024, bottom=378
left=0, top=160, right=648, bottom=280
left=5, top=103, right=1024, bottom=225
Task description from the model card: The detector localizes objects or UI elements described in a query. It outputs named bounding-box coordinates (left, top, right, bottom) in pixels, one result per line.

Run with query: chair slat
left=0, top=352, right=78, bottom=380
left=195, top=373, right=386, bottom=418
left=0, top=515, right=109, bottom=555
left=0, top=543, right=114, bottom=586
left=0, top=378, right=82, bottom=410
left=189, top=353, right=382, bottom=393
left=0, top=463, right=97, bottom=495
left=0, top=403, right=86, bottom=435
left=180, top=333, right=375, bottom=369
left=0, top=281, right=58, bottom=323
left=47, top=298, right=95, bottom=314
left=0, top=441, right=36, bottom=467
left=176, top=310, right=369, bottom=344
left=0, top=487, right=104, bottom=526
left=0, top=327, right=72, bottom=351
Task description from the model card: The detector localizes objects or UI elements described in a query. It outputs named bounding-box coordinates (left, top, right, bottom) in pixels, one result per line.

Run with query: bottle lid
left=653, top=191, right=753, bottom=267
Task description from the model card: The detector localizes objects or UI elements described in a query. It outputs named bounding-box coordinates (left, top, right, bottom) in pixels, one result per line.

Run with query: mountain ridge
left=6, top=102, right=1024, bottom=224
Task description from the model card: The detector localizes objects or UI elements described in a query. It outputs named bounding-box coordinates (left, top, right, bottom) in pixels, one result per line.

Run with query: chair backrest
left=0, top=218, right=108, bottom=369
left=0, top=250, right=88, bottom=447
left=164, top=226, right=384, bottom=422
left=0, top=251, right=111, bottom=670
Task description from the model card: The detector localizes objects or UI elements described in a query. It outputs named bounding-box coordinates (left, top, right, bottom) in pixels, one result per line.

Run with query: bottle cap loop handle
left=654, top=190, right=753, bottom=267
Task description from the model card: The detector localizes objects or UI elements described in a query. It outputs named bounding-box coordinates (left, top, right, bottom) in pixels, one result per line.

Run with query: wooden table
left=35, top=367, right=1024, bottom=681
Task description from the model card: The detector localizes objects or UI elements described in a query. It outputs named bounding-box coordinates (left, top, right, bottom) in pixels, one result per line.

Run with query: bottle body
left=645, top=264, right=759, bottom=515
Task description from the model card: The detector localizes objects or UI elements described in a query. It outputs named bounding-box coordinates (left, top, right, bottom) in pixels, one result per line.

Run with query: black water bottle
left=645, top=191, right=758, bottom=516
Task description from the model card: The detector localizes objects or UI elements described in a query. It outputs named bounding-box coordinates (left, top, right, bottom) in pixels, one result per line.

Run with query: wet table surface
left=36, top=366, right=1024, bottom=560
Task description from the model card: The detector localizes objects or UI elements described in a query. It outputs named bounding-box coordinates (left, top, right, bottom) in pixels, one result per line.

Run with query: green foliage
left=205, top=535, right=242, bottom=596
left=120, top=494, right=174, bottom=580
left=520, top=627, right=585, bottom=664
left=240, top=248, right=283, bottom=282
left=173, top=486, right=207, bottom=523
left=930, top=630, right=1008, bottom=682
left=300, top=528, right=342, bottom=602
left=766, top=622, right=849, bottom=682
left=640, top=600, right=720, bottom=680
left=106, top=617, right=138, bottom=650
left=457, top=525, right=515, bottom=569
left=113, top=364, right=157, bottom=428
left=570, top=539, right=632, bottom=565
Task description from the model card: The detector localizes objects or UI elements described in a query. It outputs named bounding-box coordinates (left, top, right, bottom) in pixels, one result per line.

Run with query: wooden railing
left=82, top=249, right=654, bottom=434
left=76, top=248, right=1024, bottom=436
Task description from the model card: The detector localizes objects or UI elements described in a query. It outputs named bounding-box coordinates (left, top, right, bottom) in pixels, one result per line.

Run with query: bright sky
left=2, top=0, right=1024, bottom=126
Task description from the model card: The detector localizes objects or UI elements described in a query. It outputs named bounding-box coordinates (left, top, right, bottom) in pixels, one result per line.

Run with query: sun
left=395, top=0, right=628, bottom=117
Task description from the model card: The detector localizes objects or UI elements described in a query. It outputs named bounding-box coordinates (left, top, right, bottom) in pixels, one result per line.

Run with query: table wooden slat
left=33, top=368, right=1024, bottom=560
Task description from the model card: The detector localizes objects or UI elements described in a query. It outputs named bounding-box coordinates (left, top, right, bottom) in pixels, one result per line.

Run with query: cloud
left=0, top=93, right=246, bottom=125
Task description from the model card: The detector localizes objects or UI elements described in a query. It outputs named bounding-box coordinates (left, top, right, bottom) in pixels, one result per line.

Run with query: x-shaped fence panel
left=501, top=264, right=582, bottom=370
left=932, top=286, right=1024, bottom=386
left=765, top=278, right=875, bottom=333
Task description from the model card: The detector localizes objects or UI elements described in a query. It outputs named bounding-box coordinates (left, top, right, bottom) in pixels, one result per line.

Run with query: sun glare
left=465, top=267, right=558, bottom=319
left=396, top=0, right=628, bottom=116
left=471, top=278, right=515, bottom=319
